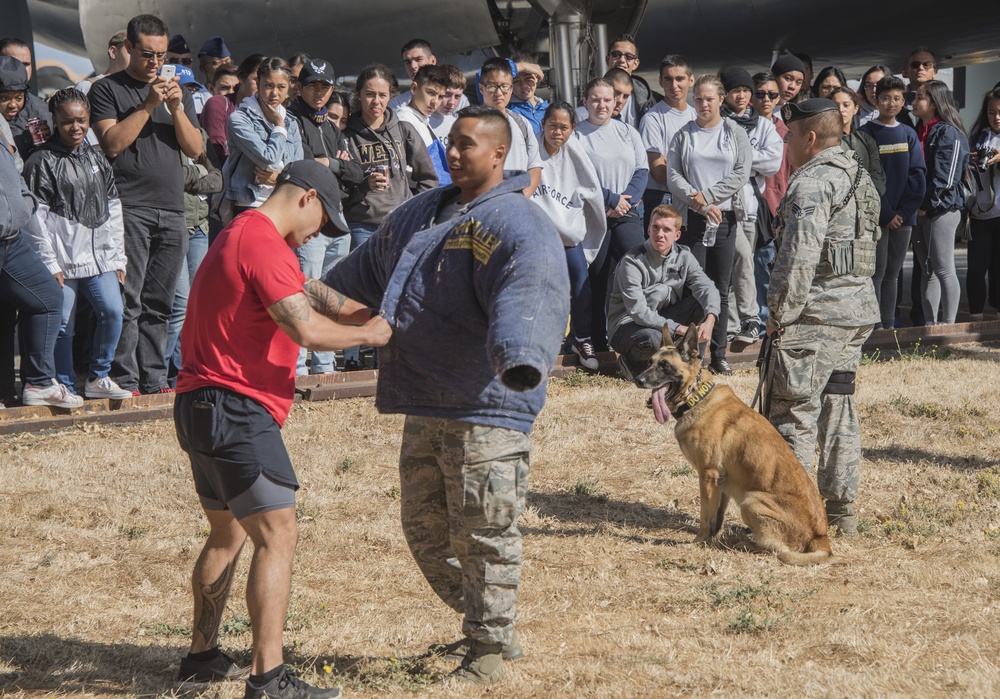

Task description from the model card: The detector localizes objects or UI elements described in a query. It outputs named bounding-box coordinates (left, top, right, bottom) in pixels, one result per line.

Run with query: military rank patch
left=792, top=203, right=816, bottom=219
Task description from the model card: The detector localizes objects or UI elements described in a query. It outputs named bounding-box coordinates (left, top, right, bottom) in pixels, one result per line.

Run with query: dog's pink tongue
left=651, top=387, right=671, bottom=424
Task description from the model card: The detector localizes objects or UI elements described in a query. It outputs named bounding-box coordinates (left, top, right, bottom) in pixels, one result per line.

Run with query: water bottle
left=703, top=219, right=719, bottom=247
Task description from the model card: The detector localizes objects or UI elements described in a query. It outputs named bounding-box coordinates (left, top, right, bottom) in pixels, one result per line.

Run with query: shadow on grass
left=0, top=634, right=441, bottom=695
left=863, top=445, right=1000, bottom=471
left=524, top=490, right=699, bottom=546
left=0, top=634, right=180, bottom=695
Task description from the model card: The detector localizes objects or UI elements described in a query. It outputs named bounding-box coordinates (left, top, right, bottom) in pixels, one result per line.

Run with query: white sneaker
left=84, top=376, right=133, bottom=400
left=22, top=380, right=85, bottom=409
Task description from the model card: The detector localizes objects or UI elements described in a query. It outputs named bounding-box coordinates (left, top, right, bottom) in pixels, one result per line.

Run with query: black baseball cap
left=782, top=98, right=839, bottom=125
left=277, top=160, right=350, bottom=236
left=299, top=58, right=335, bottom=86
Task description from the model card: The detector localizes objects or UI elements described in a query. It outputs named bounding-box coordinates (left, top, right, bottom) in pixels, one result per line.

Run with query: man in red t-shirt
left=174, top=160, right=390, bottom=698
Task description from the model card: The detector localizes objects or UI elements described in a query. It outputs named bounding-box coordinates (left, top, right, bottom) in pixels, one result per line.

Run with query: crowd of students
left=0, top=20, right=999, bottom=409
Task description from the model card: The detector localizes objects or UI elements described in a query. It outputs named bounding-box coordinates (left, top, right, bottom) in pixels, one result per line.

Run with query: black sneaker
left=244, top=668, right=340, bottom=699
left=616, top=355, right=635, bottom=382
left=708, top=358, right=733, bottom=375
left=342, top=358, right=365, bottom=372
left=177, top=650, right=249, bottom=683
left=571, top=339, right=600, bottom=371
left=734, top=318, right=763, bottom=345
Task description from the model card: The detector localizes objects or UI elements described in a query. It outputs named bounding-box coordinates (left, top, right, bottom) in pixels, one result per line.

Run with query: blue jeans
left=349, top=221, right=379, bottom=252
left=57, top=271, right=124, bottom=390
left=754, top=241, right=775, bottom=327
left=294, top=233, right=350, bottom=374
left=343, top=222, right=380, bottom=366
left=0, top=234, right=62, bottom=386
left=565, top=244, right=592, bottom=340
left=166, top=226, right=209, bottom=383
left=113, top=205, right=187, bottom=393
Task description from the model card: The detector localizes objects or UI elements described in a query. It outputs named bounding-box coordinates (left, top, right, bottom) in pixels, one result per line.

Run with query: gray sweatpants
left=871, top=225, right=911, bottom=329
left=728, top=220, right=761, bottom=334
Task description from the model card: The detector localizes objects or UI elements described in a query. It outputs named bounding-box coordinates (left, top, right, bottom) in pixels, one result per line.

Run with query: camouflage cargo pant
left=398, top=415, right=530, bottom=646
left=764, top=322, right=873, bottom=502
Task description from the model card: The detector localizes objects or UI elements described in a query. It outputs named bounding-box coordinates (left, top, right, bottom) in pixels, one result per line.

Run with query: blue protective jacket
left=325, top=172, right=570, bottom=434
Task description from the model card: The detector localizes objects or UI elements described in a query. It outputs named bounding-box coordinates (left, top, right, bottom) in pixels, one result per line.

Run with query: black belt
left=690, top=210, right=737, bottom=224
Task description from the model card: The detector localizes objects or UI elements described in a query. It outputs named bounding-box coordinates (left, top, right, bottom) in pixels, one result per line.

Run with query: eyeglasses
left=168, top=56, right=194, bottom=66
left=482, top=83, right=512, bottom=94
left=608, top=50, right=638, bottom=62
left=863, top=82, right=879, bottom=90
left=754, top=90, right=779, bottom=101
left=877, top=95, right=904, bottom=105
left=138, top=49, right=167, bottom=61
left=910, top=60, right=935, bottom=70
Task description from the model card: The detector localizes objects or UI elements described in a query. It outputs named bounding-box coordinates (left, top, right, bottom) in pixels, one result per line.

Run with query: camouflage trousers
left=398, top=415, right=530, bottom=646
left=764, top=323, right=873, bottom=503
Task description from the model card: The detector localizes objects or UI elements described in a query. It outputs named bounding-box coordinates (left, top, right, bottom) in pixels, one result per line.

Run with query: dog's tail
left=776, top=536, right=833, bottom=566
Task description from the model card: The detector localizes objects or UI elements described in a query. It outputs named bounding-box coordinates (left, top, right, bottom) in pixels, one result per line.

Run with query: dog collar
left=672, top=375, right=716, bottom=418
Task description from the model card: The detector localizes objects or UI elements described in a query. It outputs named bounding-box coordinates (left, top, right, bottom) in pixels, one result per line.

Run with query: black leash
left=751, top=331, right=776, bottom=415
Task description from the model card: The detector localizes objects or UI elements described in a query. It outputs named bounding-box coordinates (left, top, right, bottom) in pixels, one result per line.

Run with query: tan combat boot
left=443, top=640, right=506, bottom=685
left=826, top=499, right=858, bottom=535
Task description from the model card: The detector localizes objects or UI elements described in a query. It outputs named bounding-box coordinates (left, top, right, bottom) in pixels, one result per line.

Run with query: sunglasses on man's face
left=168, top=56, right=194, bottom=66
left=755, top=90, right=779, bottom=101
left=608, top=50, right=637, bottom=62
left=910, top=60, right=935, bottom=70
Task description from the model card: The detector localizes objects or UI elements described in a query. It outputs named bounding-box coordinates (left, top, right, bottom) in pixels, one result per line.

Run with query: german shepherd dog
left=635, top=324, right=832, bottom=565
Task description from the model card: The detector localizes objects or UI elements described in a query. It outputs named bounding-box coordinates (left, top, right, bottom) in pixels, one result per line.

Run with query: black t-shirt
left=88, top=70, right=198, bottom=212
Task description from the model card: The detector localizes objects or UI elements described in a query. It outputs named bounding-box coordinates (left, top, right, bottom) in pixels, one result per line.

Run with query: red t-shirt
left=177, top=211, right=305, bottom=426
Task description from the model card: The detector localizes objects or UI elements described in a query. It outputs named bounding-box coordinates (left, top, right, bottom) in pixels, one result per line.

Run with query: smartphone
left=158, top=64, right=176, bottom=80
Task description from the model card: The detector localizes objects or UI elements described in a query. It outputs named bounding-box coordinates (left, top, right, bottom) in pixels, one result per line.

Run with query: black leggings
left=680, top=212, right=738, bottom=360
left=589, top=212, right=645, bottom=349
left=968, top=217, right=1000, bottom=313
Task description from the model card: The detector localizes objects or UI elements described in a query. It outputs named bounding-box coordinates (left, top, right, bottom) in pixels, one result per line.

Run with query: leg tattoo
left=196, top=558, right=237, bottom=648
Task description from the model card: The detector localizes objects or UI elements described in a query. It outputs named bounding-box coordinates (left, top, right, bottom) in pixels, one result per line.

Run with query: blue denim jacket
left=325, top=172, right=570, bottom=434
left=222, top=97, right=303, bottom=204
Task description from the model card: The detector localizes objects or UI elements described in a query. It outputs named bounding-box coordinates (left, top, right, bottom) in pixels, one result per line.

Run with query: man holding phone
left=88, top=13, right=202, bottom=396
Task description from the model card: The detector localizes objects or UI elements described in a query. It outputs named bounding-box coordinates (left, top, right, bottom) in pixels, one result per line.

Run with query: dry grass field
left=3, top=343, right=1000, bottom=698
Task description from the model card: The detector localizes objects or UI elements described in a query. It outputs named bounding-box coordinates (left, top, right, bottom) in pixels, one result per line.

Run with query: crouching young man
left=324, top=106, right=570, bottom=685
left=174, top=160, right=391, bottom=699
left=609, top=204, right=720, bottom=379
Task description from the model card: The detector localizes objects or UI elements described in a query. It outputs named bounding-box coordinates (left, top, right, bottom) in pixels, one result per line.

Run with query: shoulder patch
left=791, top=203, right=816, bottom=220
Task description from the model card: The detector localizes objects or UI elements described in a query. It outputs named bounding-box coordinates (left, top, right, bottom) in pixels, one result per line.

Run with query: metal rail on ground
left=1, top=321, right=998, bottom=435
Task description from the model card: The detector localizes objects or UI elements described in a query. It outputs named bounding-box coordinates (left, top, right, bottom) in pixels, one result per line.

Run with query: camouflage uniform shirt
left=768, top=145, right=880, bottom=328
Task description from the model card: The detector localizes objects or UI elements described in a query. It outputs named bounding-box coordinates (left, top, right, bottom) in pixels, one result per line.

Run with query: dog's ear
left=680, top=324, right=699, bottom=361
left=661, top=325, right=673, bottom=347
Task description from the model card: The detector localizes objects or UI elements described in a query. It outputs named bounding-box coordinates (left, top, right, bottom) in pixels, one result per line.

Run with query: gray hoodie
left=608, top=240, right=720, bottom=338
left=343, top=108, right=438, bottom=226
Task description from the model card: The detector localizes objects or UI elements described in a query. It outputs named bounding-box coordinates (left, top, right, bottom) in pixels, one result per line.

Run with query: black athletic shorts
left=174, top=387, right=299, bottom=516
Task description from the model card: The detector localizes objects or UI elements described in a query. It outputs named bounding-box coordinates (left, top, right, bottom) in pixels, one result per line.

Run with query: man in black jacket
left=605, top=34, right=659, bottom=129
left=0, top=38, right=53, bottom=161
left=287, top=58, right=365, bottom=374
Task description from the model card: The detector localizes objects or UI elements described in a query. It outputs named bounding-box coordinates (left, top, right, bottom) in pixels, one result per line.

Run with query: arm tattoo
left=269, top=294, right=312, bottom=328
left=196, top=558, right=238, bottom=648
left=304, top=278, right=347, bottom=322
